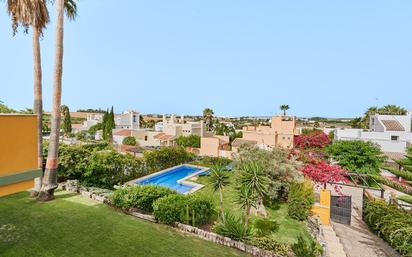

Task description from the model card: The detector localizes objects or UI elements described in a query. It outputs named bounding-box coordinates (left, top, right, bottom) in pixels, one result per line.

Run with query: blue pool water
left=136, top=165, right=202, bottom=193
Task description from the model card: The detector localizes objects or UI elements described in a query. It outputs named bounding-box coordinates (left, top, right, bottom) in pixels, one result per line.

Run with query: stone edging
left=58, top=181, right=284, bottom=257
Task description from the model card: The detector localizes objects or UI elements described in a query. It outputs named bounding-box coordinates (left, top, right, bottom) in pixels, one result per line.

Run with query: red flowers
left=301, top=160, right=349, bottom=192
left=294, top=131, right=331, bottom=149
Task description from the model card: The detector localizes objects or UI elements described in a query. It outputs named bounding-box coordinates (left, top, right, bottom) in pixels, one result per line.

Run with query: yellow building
left=0, top=115, right=41, bottom=197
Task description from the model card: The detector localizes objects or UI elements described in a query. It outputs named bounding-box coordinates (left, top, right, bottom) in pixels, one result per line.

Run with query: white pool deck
left=126, top=164, right=210, bottom=194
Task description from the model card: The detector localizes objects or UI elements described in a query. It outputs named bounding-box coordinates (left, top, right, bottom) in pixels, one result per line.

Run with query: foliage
left=61, top=105, right=72, bottom=135
left=0, top=103, right=17, bottom=113
left=102, top=107, right=115, bottom=141
left=360, top=105, right=407, bottom=128
left=57, top=144, right=91, bottom=181
left=324, top=140, right=386, bottom=174
left=212, top=212, right=253, bottom=241
left=237, top=161, right=269, bottom=198
left=76, top=130, right=92, bottom=141
left=397, top=195, right=412, bottom=205
left=280, top=104, right=290, bottom=116
left=292, top=234, right=323, bottom=257
left=235, top=145, right=303, bottom=201
left=153, top=194, right=215, bottom=226
left=196, top=156, right=231, bottom=167
left=301, top=159, right=348, bottom=191
left=122, top=136, right=137, bottom=146
left=88, top=122, right=104, bottom=135
left=249, top=237, right=290, bottom=256
left=294, top=131, right=331, bottom=149
left=77, top=108, right=106, bottom=113
left=287, top=179, right=315, bottom=221
left=364, top=199, right=412, bottom=256
left=253, top=218, right=279, bottom=237
left=143, top=147, right=194, bottom=173
left=301, top=128, right=321, bottom=135
left=382, top=165, right=412, bottom=182
left=175, top=135, right=201, bottom=148
left=371, top=174, right=412, bottom=196
left=111, top=185, right=176, bottom=212
left=203, top=108, right=214, bottom=130
left=210, top=164, right=230, bottom=218
left=82, top=151, right=146, bottom=189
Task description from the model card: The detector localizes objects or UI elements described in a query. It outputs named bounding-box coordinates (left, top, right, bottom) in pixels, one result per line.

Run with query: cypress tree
left=102, top=109, right=109, bottom=140
left=60, top=105, right=72, bottom=136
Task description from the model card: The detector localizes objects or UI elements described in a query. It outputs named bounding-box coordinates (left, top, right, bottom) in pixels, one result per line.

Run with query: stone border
left=58, top=181, right=284, bottom=257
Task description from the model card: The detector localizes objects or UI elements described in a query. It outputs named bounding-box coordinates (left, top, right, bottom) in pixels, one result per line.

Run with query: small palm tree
left=280, top=104, right=290, bottom=116
left=203, top=108, right=214, bottom=131
left=209, top=164, right=230, bottom=219
left=236, top=186, right=257, bottom=228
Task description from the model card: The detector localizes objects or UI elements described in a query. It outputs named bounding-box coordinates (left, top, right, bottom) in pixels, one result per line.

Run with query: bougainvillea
left=301, top=159, right=349, bottom=193
left=294, top=131, right=331, bottom=150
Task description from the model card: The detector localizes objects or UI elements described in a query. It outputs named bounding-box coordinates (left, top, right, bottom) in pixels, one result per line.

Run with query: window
left=133, top=115, right=137, bottom=123
left=371, top=118, right=375, bottom=125
left=391, top=135, right=399, bottom=141
left=145, top=136, right=148, bottom=141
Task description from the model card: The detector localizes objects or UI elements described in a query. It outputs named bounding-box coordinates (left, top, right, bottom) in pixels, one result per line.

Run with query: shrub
left=364, top=199, right=412, bottom=256
left=212, top=212, right=253, bottom=241
left=111, top=185, right=176, bottom=212
left=287, top=179, right=315, bottom=221
left=144, top=147, right=194, bottom=173
left=153, top=194, right=215, bottom=226
left=175, top=135, right=201, bottom=148
left=57, top=144, right=92, bottom=182
left=397, top=195, right=412, bottom=205
left=292, top=234, right=322, bottom=257
left=294, top=131, right=331, bottom=149
left=249, top=237, right=290, bottom=256
left=198, top=156, right=231, bottom=167
left=253, top=218, right=279, bottom=237
left=123, top=136, right=137, bottom=146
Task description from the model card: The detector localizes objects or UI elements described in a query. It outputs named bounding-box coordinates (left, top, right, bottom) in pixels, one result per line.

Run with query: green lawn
left=0, top=191, right=248, bottom=257
left=195, top=174, right=312, bottom=245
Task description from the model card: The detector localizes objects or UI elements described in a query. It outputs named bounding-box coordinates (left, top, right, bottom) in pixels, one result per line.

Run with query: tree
left=38, top=0, right=77, bottom=201
left=235, top=186, right=257, bottom=228
left=60, top=105, right=72, bottom=136
left=324, top=140, right=386, bottom=174
left=294, top=131, right=331, bottom=150
left=301, top=159, right=348, bottom=192
left=209, top=164, right=230, bottom=220
left=0, top=103, right=17, bottom=113
left=122, top=136, right=137, bottom=146
left=280, top=104, right=290, bottom=116
left=203, top=108, right=214, bottom=131
left=360, top=105, right=407, bottom=128
left=175, top=135, right=201, bottom=148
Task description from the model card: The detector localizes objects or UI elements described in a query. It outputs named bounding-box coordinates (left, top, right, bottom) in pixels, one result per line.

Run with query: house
left=115, top=110, right=140, bottom=130
left=334, top=112, right=412, bottom=154
left=199, top=114, right=299, bottom=158
left=72, top=113, right=103, bottom=133
left=199, top=135, right=231, bottom=158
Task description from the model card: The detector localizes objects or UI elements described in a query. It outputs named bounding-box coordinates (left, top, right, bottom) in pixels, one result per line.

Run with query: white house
left=334, top=112, right=412, bottom=154
left=115, top=110, right=140, bottom=130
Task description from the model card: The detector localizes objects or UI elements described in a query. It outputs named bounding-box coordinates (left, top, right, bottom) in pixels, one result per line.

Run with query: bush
left=212, top=212, right=253, bottom=241
left=198, top=156, right=231, bottom=167
left=57, top=144, right=92, bottom=181
left=83, top=151, right=146, bottom=189
left=111, top=185, right=176, bottom=212
left=397, top=195, right=412, bottom=205
left=153, top=194, right=215, bottom=226
left=287, top=179, right=315, bottom=221
left=364, top=199, right=412, bottom=256
left=144, top=147, right=194, bottom=173
left=294, top=131, right=331, bottom=149
left=175, top=135, right=201, bottom=148
left=123, top=136, right=137, bottom=146
left=292, top=234, right=322, bottom=257
left=253, top=218, right=279, bottom=237
left=249, top=237, right=290, bottom=256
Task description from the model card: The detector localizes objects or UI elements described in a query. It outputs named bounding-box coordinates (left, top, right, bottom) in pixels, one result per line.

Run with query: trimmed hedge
left=153, top=194, right=215, bottom=226
left=364, top=199, right=412, bottom=256
left=111, top=185, right=177, bottom=212
left=144, top=147, right=195, bottom=173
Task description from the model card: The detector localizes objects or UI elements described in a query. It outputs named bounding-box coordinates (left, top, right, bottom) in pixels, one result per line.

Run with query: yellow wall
left=311, top=189, right=331, bottom=225
left=0, top=115, right=39, bottom=197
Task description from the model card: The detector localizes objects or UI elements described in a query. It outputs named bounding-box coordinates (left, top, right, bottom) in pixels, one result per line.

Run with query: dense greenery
left=292, top=234, right=323, bottom=257
left=60, top=105, right=72, bottom=135
left=382, top=165, right=412, bottom=182
left=253, top=218, right=279, bottom=237
left=397, top=195, right=412, bottom=205
left=144, top=147, right=194, bottom=173
left=352, top=105, right=408, bottom=129
left=287, top=179, right=315, bottom=221
left=370, top=174, right=412, bottom=196
left=122, top=136, right=137, bottom=146
left=153, top=194, right=214, bottom=226
left=102, top=107, right=115, bottom=141
left=212, top=212, right=253, bottom=241
left=0, top=191, right=248, bottom=257
left=249, top=237, right=289, bottom=256
left=324, top=140, right=385, bottom=174
left=175, top=135, right=201, bottom=148
left=192, top=156, right=231, bottom=167
left=111, top=185, right=177, bottom=212
left=364, top=199, right=412, bottom=256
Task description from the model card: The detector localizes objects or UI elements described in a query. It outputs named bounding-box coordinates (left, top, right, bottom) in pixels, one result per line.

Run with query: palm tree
left=203, top=108, right=214, bottom=130
left=235, top=186, right=257, bottom=228
left=209, top=164, right=230, bottom=219
left=280, top=104, right=290, bottom=116
left=7, top=0, right=50, bottom=196
left=37, top=0, right=77, bottom=201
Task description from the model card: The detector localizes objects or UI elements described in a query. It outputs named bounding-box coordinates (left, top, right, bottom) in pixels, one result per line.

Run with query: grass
left=0, top=191, right=248, bottom=257
left=195, top=174, right=312, bottom=245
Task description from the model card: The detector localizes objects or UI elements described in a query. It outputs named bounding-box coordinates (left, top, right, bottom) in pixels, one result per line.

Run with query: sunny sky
left=1, top=1, right=411, bottom=117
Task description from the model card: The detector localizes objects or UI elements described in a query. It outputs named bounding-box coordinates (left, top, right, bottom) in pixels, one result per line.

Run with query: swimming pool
left=129, top=164, right=209, bottom=194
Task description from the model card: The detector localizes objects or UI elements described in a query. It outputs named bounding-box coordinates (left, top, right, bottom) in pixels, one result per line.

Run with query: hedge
left=382, top=165, right=412, bottom=182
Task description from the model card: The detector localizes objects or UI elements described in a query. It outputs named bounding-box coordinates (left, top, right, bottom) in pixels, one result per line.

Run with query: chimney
left=171, top=114, right=176, bottom=124
left=162, top=114, right=167, bottom=124
left=200, top=120, right=205, bottom=137
left=180, top=115, right=184, bottom=124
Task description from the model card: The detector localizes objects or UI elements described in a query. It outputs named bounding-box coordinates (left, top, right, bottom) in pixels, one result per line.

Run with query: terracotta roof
left=154, top=133, right=174, bottom=141
left=381, top=120, right=405, bottom=131
left=231, top=138, right=257, bottom=147
left=113, top=129, right=132, bottom=137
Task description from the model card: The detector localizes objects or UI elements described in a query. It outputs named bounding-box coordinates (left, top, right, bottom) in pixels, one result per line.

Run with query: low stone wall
left=58, top=181, right=285, bottom=257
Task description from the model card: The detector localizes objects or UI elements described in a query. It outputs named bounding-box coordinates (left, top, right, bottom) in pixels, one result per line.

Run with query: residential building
left=334, top=112, right=412, bottom=154
left=115, top=110, right=140, bottom=130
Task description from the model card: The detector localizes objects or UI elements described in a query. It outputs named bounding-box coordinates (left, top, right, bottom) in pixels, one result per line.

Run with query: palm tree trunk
left=37, top=0, right=64, bottom=201
left=31, top=27, right=44, bottom=197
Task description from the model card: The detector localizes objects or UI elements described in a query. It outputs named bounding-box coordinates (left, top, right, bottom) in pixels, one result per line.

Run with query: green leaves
left=287, top=179, right=315, bottom=221
left=209, top=164, right=230, bottom=192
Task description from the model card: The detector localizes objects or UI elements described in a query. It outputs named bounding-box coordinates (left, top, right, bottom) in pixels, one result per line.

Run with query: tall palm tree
left=203, top=108, right=214, bottom=130
left=280, top=104, right=290, bottom=116
left=7, top=0, right=50, bottom=196
left=37, top=0, right=77, bottom=201
left=209, top=164, right=230, bottom=219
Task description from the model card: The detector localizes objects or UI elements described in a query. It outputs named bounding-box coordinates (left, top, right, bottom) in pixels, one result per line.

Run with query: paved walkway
left=332, top=210, right=400, bottom=257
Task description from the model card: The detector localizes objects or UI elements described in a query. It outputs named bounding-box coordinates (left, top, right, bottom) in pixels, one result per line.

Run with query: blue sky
left=1, top=1, right=411, bottom=117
